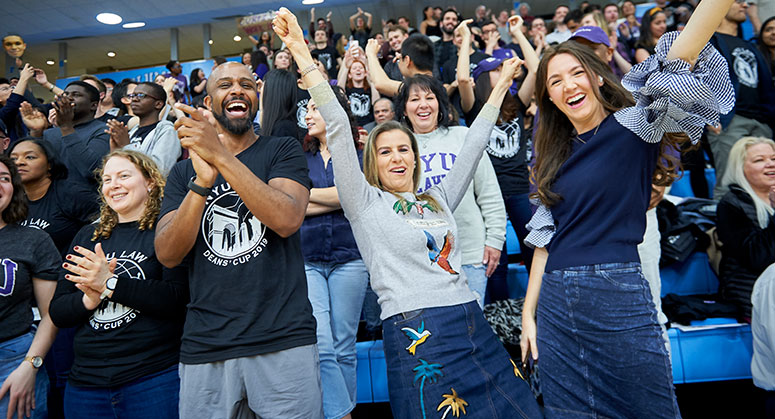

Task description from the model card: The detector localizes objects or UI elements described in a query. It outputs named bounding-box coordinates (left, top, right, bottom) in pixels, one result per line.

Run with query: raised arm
left=349, top=10, right=359, bottom=31
left=508, top=16, right=539, bottom=106
left=455, top=19, right=476, bottom=113
left=274, top=7, right=376, bottom=218
left=363, top=10, right=373, bottom=29
left=365, top=39, right=402, bottom=96
left=442, top=58, right=522, bottom=210
left=666, top=0, right=735, bottom=64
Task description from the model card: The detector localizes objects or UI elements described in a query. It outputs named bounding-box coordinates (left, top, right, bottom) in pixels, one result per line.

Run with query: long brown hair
left=92, top=150, right=165, bottom=240
left=532, top=41, right=685, bottom=207
left=363, top=121, right=441, bottom=211
left=0, top=155, right=28, bottom=225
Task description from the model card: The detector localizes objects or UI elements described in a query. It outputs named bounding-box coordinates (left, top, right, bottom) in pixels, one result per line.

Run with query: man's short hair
left=102, top=77, right=116, bottom=88
left=317, top=18, right=326, bottom=24
left=79, top=74, right=106, bottom=94
left=374, top=97, right=394, bottom=110
left=442, top=8, right=459, bottom=21
left=385, top=19, right=397, bottom=26
left=66, top=81, right=100, bottom=102
left=564, top=9, right=584, bottom=25
left=388, top=25, right=408, bottom=36
left=165, top=60, right=179, bottom=71
left=0, top=78, right=9, bottom=86
left=137, top=82, right=167, bottom=104
left=401, top=34, right=435, bottom=72
left=398, top=16, right=410, bottom=24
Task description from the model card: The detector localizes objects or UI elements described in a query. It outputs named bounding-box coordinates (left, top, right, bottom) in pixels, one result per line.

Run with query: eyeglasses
left=126, top=93, right=159, bottom=101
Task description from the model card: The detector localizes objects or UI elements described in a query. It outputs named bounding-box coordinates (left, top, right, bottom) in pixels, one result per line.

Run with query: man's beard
left=213, top=108, right=256, bottom=135
left=442, top=24, right=456, bottom=35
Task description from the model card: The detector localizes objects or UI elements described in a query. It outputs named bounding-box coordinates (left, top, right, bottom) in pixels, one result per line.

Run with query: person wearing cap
left=569, top=26, right=632, bottom=80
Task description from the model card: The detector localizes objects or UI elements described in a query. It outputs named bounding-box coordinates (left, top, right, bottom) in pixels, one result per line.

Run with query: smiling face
left=744, top=143, right=775, bottom=193
left=389, top=30, right=407, bottom=52
left=554, top=6, right=569, bottom=24
left=546, top=53, right=607, bottom=133
left=2, top=35, right=26, bottom=58
left=305, top=99, right=326, bottom=138
left=242, top=52, right=251, bottom=65
left=375, top=129, right=415, bottom=193
left=101, top=156, right=151, bottom=223
left=274, top=50, right=291, bottom=70
left=405, top=85, right=439, bottom=134
left=442, top=11, right=459, bottom=34
left=205, top=63, right=258, bottom=135
left=10, top=141, right=48, bottom=184
left=349, top=61, right=366, bottom=82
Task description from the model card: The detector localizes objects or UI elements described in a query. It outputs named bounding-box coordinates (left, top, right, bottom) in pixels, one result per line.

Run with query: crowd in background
left=1, top=0, right=774, bottom=418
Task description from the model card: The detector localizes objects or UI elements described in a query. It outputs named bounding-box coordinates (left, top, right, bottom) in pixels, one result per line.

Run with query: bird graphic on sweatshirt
left=424, top=230, right=458, bottom=274
left=402, top=321, right=432, bottom=355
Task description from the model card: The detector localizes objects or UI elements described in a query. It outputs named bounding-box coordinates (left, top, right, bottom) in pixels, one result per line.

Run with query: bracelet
left=188, top=176, right=211, bottom=197
left=300, top=63, right=318, bottom=77
left=47, top=83, right=55, bottom=92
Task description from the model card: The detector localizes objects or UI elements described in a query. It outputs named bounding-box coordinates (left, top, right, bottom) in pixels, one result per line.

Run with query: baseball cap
left=472, top=57, right=504, bottom=82
left=569, top=26, right=610, bottom=47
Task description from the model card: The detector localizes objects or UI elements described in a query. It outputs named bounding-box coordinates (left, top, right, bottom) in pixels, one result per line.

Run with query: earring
left=598, top=75, right=604, bottom=84
left=549, top=97, right=553, bottom=102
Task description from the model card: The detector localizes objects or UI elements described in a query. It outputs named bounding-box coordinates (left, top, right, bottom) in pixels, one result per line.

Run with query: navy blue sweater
left=546, top=114, right=659, bottom=271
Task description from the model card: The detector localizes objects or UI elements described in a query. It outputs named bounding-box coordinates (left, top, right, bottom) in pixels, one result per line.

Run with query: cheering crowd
left=1, top=0, right=774, bottom=417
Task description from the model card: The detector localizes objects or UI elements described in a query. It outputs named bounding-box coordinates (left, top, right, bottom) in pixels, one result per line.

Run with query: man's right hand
left=53, top=94, right=75, bottom=134
left=173, top=104, right=227, bottom=168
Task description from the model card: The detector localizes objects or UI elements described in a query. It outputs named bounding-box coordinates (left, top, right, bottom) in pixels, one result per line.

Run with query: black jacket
left=716, top=184, right=775, bottom=318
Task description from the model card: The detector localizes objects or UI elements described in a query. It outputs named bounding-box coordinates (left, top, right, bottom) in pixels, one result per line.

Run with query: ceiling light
left=96, top=13, right=123, bottom=25
left=122, top=22, right=145, bottom=29
left=208, top=39, right=214, bottom=45
left=302, top=0, right=324, bottom=4
left=107, top=51, right=116, bottom=57
left=46, top=60, right=55, bottom=66
left=233, top=35, right=242, bottom=42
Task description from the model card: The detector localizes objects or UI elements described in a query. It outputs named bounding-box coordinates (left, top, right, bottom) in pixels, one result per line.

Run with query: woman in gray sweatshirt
left=273, top=9, right=541, bottom=419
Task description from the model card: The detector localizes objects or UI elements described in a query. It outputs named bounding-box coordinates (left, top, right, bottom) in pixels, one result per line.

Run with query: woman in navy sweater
left=520, top=0, right=735, bottom=417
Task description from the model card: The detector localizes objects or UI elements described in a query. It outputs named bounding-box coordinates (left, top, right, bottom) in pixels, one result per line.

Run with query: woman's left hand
left=63, top=243, right=117, bottom=294
left=0, top=361, right=37, bottom=419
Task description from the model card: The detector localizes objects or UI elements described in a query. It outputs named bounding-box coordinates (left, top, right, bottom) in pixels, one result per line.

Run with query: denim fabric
left=461, top=264, right=487, bottom=308
left=64, top=365, right=179, bottom=419
left=0, top=332, right=48, bottom=419
left=383, top=301, right=542, bottom=419
left=490, top=193, right=535, bottom=302
left=306, top=259, right=369, bottom=419
left=361, top=282, right=382, bottom=333
left=46, top=326, right=76, bottom=419
left=536, top=262, right=680, bottom=418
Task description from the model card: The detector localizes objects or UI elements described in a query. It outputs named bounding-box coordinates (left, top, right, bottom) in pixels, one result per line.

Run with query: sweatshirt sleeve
left=63, top=124, right=110, bottom=181
left=49, top=229, right=95, bottom=328
left=472, top=154, right=506, bottom=250
left=141, top=121, right=181, bottom=177
left=308, top=81, right=378, bottom=221
left=436, top=104, right=499, bottom=211
left=110, top=265, right=188, bottom=318
left=0, top=93, right=24, bottom=127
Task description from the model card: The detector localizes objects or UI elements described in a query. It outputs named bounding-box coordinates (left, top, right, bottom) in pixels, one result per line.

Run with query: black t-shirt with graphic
left=296, top=87, right=311, bottom=141
left=21, top=179, right=99, bottom=258
left=346, top=87, right=374, bottom=127
left=465, top=96, right=530, bottom=196
left=133, top=121, right=159, bottom=143
left=442, top=51, right=489, bottom=119
left=716, top=33, right=763, bottom=122
left=49, top=222, right=188, bottom=387
left=159, top=135, right=315, bottom=364
left=0, top=225, right=60, bottom=342
left=313, top=45, right=340, bottom=80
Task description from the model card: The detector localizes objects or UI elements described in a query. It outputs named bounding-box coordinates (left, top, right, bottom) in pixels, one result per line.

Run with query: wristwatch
left=25, top=356, right=43, bottom=369
left=188, top=176, right=211, bottom=197
left=100, top=275, right=118, bottom=300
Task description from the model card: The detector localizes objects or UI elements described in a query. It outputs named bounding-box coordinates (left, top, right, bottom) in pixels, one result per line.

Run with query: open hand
left=53, top=94, right=75, bottom=129
left=105, top=119, right=130, bottom=151
left=19, top=102, right=48, bottom=134
left=173, top=103, right=227, bottom=168
left=63, top=243, right=116, bottom=294
left=483, top=245, right=501, bottom=277
left=0, top=361, right=38, bottom=419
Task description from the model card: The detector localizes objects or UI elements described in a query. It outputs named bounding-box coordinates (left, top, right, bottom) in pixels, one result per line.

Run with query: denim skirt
left=536, top=262, right=680, bottom=418
left=383, top=300, right=542, bottom=419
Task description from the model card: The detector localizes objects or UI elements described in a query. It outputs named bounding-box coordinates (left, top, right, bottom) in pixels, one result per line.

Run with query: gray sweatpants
left=179, top=344, right=324, bottom=419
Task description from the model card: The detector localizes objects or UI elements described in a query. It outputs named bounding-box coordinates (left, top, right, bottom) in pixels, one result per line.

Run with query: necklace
left=574, top=122, right=601, bottom=144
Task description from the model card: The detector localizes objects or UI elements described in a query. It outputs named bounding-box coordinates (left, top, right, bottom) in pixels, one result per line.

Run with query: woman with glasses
left=105, top=83, right=181, bottom=177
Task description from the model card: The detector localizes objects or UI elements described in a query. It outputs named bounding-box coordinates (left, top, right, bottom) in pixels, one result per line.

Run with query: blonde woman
left=50, top=150, right=187, bottom=419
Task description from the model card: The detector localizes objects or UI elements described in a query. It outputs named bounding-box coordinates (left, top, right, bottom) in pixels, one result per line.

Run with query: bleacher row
left=354, top=168, right=754, bottom=403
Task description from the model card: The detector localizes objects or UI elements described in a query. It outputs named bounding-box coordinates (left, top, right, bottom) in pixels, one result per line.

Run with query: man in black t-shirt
left=709, top=1, right=775, bottom=198
left=156, top=62, right=322, bottom=418
left=311, top=29, right=341, bottom=80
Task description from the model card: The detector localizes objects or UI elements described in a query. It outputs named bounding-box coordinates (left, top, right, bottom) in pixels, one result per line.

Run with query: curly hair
left=92, top=150, right=166, bottom=241
left=0, top=154, right=28, bottom=225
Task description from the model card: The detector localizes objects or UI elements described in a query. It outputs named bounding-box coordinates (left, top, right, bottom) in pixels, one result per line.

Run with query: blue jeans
left=0, top=331, right=48, bottom=419
left=461, top=264, right=487, bottom=308
left=383, top=301, right=542, bottom=419
left=305, top=259, right=369, bottom=419
left=64, top=365, right=179, bottom=419
left=537, top=262, right=680, bottom=418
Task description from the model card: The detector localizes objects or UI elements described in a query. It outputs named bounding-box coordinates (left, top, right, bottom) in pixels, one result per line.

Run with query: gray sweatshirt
left=309, top=82, right=499, bottom=319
